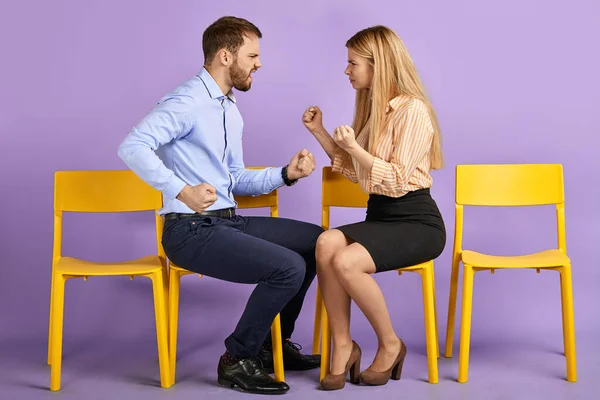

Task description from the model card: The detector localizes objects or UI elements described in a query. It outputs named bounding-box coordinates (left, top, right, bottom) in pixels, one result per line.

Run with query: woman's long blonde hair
left=347, top=25, right=443, bottom=169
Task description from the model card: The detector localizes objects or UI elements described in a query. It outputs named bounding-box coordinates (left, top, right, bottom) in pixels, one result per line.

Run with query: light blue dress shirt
left=118, top=68, right=285, bottom=215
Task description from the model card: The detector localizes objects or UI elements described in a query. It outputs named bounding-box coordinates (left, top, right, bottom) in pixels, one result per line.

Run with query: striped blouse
left=332, top=94, right=435, bottom=198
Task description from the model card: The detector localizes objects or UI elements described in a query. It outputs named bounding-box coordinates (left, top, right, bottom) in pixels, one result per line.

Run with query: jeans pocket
left=190, top=216, right=215, bottom=233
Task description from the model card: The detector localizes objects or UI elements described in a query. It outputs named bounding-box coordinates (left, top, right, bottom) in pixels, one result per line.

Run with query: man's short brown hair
left=202, top=16, right=262, bottom=64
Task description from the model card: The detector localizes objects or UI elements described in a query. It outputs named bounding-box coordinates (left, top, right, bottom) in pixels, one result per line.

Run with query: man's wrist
left=176, top=185, right=190, bottom=200
left=282, top=165, right=299, bottom=185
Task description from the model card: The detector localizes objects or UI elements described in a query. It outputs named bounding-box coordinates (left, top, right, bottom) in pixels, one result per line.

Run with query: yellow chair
left=48, top=170, right=170, bottom=391
left=168, top=168, right=285, bottom=385
left=312, top=166, right=440, bottom=384
left=444, top=164, right=577, bottom=383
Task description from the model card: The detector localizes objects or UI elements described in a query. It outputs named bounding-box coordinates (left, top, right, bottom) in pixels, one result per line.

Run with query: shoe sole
left=262, top=365, right=321, bottom=374
left=217, top=378, right=289, bottom=395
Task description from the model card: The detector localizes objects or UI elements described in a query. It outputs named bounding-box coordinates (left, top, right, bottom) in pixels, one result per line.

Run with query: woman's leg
left=331, top=243, right=401, bottom=371
left=315, top=229, right=355, bottom=375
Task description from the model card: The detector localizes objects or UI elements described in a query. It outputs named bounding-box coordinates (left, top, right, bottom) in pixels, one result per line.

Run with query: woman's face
left=345, top=48, right=373, bottom=90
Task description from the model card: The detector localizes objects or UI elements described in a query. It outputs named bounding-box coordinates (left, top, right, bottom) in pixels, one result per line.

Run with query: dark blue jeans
left=162, top=214, right=324, bottom=358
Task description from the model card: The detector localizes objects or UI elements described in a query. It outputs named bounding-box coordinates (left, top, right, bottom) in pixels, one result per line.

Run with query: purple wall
left=1, top=0, right=598, bottom=354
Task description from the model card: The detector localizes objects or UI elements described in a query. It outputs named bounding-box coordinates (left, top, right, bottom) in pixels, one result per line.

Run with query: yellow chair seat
left=170, top=264, right=193, bottom=273
left=461, top=249, right=570, bottom=269
left=399, top=261, right=432, bottom=271
left=56, top=256, right=164, bottom=276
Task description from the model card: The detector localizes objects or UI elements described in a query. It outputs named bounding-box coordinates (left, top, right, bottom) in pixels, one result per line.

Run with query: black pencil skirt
left=336, top=188, right=446, bottom=273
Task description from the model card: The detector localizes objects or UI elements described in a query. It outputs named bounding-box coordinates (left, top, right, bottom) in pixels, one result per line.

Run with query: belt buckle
left=226, top=208, right=233, bottom=218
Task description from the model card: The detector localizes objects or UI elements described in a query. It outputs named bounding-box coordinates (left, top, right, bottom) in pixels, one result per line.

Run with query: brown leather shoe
left=360, top=339, right=407, bottom=386
left=320, top=341, right=362, bottom=391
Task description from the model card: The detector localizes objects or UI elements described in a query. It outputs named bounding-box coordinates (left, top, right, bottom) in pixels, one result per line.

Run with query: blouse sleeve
left=369, top=104, right=433, bottom=195
left=332, top=148, right=358, bottom=183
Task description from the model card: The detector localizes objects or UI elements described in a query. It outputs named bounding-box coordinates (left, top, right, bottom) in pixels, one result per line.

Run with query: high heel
left=320, top=341, right=362, bottom=390
left=360, top=339, right=407, bottom=386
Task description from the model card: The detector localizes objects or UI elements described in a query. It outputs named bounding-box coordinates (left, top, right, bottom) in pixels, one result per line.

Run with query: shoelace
left=285, top=340, right=303, bottom=352
left=261, top=340, right=303, bottom=353
left=248, top=355, right=266, bottom=371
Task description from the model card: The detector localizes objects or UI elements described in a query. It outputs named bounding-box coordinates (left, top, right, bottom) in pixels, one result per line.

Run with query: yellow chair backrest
left=321, top=166, right=369, bottom=229
left=54, top=170, right=162, bottom=212
left=53, top=170, right=164, bottom=262
left=235, top=192, right=278, bottom=215
left=456, top=164, right=564, bottom=206
left=454, top=164, right=566, bottom=252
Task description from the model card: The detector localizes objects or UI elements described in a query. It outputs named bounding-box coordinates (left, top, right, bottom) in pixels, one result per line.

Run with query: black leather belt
left=164, top=208, right=236, bottom=221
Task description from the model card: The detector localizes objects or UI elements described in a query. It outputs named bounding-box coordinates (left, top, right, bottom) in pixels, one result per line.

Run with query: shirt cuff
left=162, top=175, right=187, bottom=201
left=269, top=167, right=286, bottom=189
left=370, top=157, right=387, bottom=187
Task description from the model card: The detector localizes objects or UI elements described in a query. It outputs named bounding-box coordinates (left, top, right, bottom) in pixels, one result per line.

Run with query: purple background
left=1, top=0, right=598, bottom=398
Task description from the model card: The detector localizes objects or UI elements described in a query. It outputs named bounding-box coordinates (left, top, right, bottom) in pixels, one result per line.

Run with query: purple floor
left=1, top=270, right=597, bottom=400
left=1, top=330, right=595, bottom=400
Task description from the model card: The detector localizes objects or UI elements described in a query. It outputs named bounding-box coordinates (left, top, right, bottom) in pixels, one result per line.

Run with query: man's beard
left=229, top=59, right=253, bottom=92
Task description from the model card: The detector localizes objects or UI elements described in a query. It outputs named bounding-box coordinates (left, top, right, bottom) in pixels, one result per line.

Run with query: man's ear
left=217, top=49, right=231, bottom=66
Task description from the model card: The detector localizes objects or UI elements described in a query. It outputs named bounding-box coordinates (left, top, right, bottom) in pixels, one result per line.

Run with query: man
left=118, top=16, right=323, bottom=395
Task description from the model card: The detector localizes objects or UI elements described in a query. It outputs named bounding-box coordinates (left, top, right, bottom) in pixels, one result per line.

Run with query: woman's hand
left=302, top=106, right=324, bottom=134
left=333, top=125, right=358, bottom=151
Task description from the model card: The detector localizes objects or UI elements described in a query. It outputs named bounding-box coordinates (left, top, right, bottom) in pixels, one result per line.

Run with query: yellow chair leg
left=458, top=265, right=475, bottom=383
left=319, top=301, right=331, bottom=382
left=162, top=266, right=169, bottom=329
left=445, top=256, right=461, bottom=358
left=421, top=266, right=439, bottom=384
left=312, top=286, right=323, bottom=355
left=431, top=264, right=440, bottom=358
left=168, top=269, right=181, bottom=386
left=152, top=272, right=171, bottom=389
left=270, top=314, right=285, bottom=383
left=47, top=272, right=56, bottom=366
left=556, top=267, right=568, bottom=360
left=559, top=265, right=577, bottom=382
left=50, top=275, right=66, bottom=391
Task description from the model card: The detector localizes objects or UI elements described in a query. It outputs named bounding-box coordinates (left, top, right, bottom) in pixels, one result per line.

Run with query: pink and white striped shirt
left=332, top=94, right=434, bottom=198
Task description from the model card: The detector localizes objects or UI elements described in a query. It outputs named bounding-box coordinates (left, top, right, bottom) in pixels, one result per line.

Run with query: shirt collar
left=386, top=95, right=406, bottom=114
left=199, top=67, right=237, bottom=103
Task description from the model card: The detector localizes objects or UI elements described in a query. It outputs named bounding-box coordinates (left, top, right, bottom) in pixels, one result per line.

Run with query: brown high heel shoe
left=360, top=339, right=407, bottom=386
left=320, top=341, right=362, bottom=391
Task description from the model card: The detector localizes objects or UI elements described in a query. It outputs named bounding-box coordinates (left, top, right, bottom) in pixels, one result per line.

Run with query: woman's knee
left=316, top=229, right=348, bottom=265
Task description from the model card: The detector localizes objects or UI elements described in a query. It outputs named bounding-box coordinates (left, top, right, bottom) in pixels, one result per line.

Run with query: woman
left=302, top=25, right=446, bottom=390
